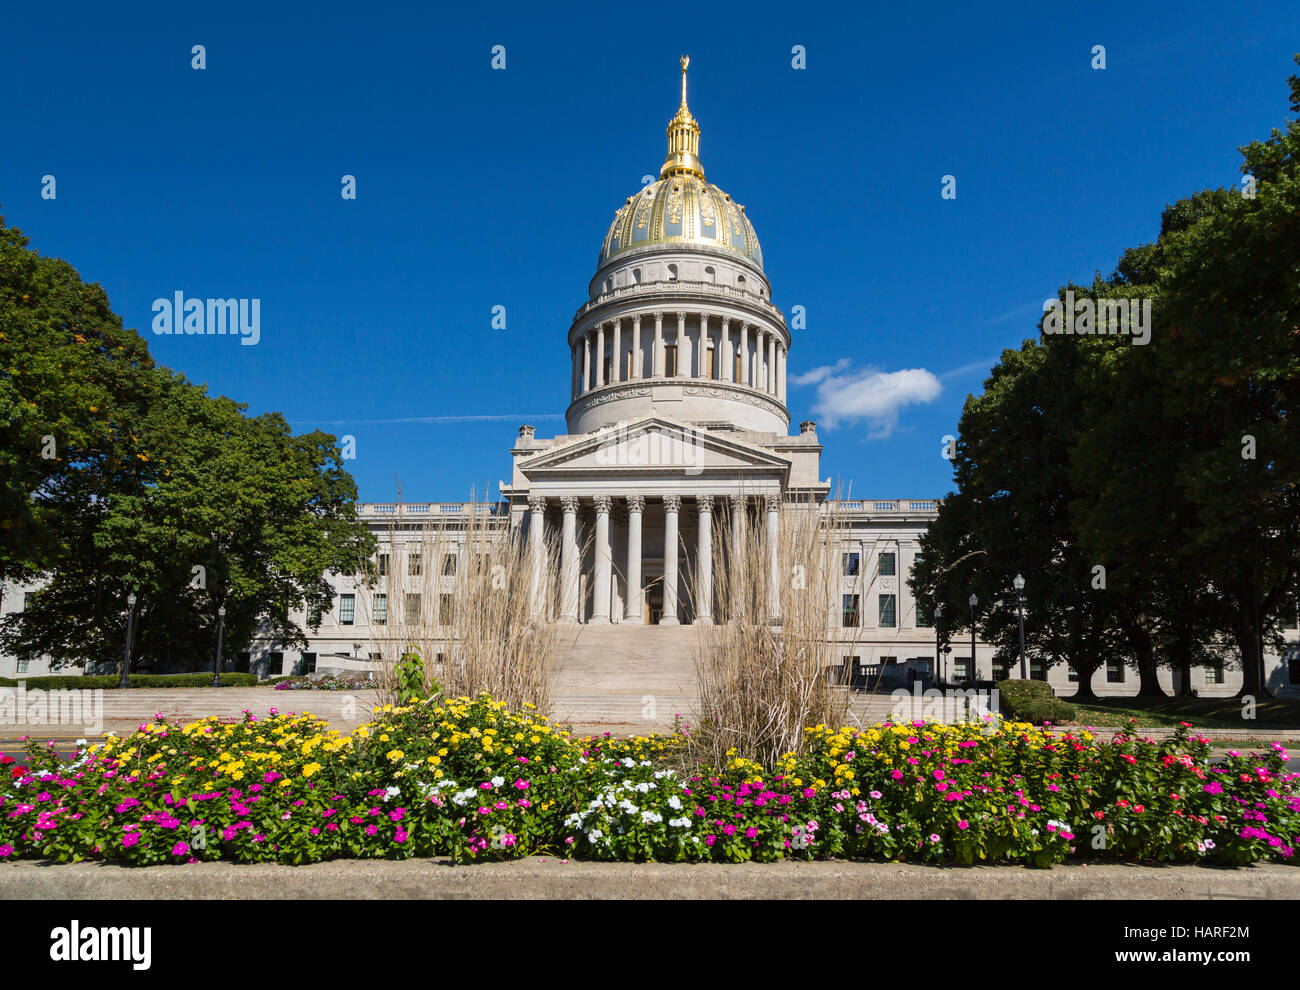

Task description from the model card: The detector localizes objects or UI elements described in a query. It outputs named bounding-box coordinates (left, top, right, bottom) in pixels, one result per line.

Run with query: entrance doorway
left=645, top=577, right=664, bottom=625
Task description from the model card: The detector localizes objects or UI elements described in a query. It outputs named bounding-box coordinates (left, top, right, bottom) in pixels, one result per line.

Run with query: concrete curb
left=1, top=857, right=1296, bottom=900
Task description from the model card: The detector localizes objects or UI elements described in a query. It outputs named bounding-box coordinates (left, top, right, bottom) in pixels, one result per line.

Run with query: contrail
left=297, top=413, right=566, bottom=426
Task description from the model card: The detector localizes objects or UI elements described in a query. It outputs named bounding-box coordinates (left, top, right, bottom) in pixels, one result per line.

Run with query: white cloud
left=797, top=362, right=942, bottom=439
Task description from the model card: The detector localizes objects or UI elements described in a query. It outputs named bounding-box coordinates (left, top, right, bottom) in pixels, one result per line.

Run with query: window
left=405, top=593, right=422, bottom=624
left=842, top=552, right=860, bottom=576
left=878, top=594, right=896, bottom=628
left=1106, top=658, right=1125, bottom=683
left=1067, top=667, right=1079, bottom=682
left=841, top=594, right=860, bottom=628
left=664, top=345, right=678, bottom=377
left=603, top=356, right=613, bottom=384
left=408, top=554, right=422, bottom=577
left=295, top=653, right=317, bottom=676
left=1205, top=660, right=1225, bottom=685
left=373, top=593, right=387, bottom=625
left=339, top=594, right=355, bottom=625
left=953, top=657, right=971, bottom=681
left=16, top=658, right=29, bottom=674
left=236, top=652, right=251, bottom=674
left=368, top=652, right=382, bottom=664
left=1030, top=658, right=1047, bottom=681
left=442, top=553, right=458, bottom=577
left=916, top=601, right=932, bottom=627
left=879, top=552, right=896, bottom=576
left=992, top=658, right=1010, bottom=681
left=1290, top=653, right=1300, bottom=684
left=705, top=346, right=715, bottom=378
left=23, top=592, right=33, bottom=611
left=667, top=264, right=678, bottom=281
left=267, top=652, right=284, bottom=677
left=377, top=553, right=389, bottom=577
left=439, top=594, right=455, bottom=626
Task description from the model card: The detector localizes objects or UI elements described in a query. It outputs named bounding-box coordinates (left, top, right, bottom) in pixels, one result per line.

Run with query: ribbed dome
left=598, top=174, right=764, bottom=272
left=596, top=55, right=764, bottom=273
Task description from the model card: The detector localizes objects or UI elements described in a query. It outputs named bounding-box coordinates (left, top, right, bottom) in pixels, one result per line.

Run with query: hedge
left=996, top=678, right=1077, bottom=724
left=4, top=673, right=260, bottom=690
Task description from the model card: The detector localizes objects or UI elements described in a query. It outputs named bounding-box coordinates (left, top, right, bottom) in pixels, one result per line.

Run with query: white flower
left=384, top=785, right=401, bottom=801
left=621, top=758, right=635, bottom=768
left=667, top=796, right=682, bottom=811
left=76, top=738, right=88, bottom=747
left=490, top=776, right=505, bottom=788
left=668, top=816, right=692, bottom=828
left=634, top=781, right=654, bottom=793
left=640, top=810, right=663, bottom=824
left=587, top=829, right=603, bottom=843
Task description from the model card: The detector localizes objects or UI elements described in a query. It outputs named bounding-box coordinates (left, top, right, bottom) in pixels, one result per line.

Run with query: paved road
left=0, top=857, right=1295, bottom=900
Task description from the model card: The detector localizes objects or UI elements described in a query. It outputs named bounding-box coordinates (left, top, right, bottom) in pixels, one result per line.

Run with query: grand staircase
left=551, top=624, right=700, bottom=736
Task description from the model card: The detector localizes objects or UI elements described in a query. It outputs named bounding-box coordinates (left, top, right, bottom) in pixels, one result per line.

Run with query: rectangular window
left=373, top=593, right=387, bottom=625
left=878, top=594, right=896, bottom=628
left=916, top=601, right=932, bottom=627
left=953, top=657, right=971, bottom=682
left=298, top=653, right=317, bottom=675
left=339, top=594, right=355, bottom=625
left=377, top=553, right=389, bottom=577
left=405, top=593, right=422, bottom=624
left=992, top=658, right=1010, bottom=681
left=368, top=652, right=382, bottom=664
left=734, top=350, right=743, bottom=382
left=842, top=552, right=860, bottom=576
left=1030, top=658, right=1047, bottom=681
left=439, top=593, right=455, bottom=626
left=442, top=553, right=458, bottom=577
left=841, top=594, right=860, bottom=628
left=1290, top=654, right=1300, bottom=684
left=267, top=652, right=284, bottom=677
left=1205, top=660, right=1225, bottom=685
left=408, top=553, right=422, bottom=577
left=1106, top=658, right=1125, bottom=683
left=879, top=552, right=896, bottom=576
left=23, top=592, right=33, bottom=611
left=16, top=658, right=29, bottom=674
left=664, top=345, right=678, bottom=377
left=1067, top=666, right=1079, bottom=682
left=705, top=347, right=715, bottom=378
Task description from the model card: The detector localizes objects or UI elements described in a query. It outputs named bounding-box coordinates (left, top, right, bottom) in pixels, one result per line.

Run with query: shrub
left=8, top=673, right=259, bottom=690
left=997, top=678, right=1076, bottom=724
left=0, top=677, right=15, bottom=687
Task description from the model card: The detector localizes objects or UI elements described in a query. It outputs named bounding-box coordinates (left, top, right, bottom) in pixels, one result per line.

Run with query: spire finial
left=661, top=55, right=704, bottom=179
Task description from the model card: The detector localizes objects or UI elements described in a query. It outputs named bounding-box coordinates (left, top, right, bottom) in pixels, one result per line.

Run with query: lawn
left=1062, top=694, right=1300, bottom=731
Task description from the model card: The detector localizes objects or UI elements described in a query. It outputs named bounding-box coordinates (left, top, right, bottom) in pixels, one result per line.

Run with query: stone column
left=765, top=494, right=780, bottom=620
left=592, top=495, right=613, bottom=622
left=729, top=493, right=745, bottom=620
left=559, top=496, right=580, bottom=623
left=528, top=496, right=546, bottom=619
left=754, top=328, right=765, bottom=393
left=696, top=494, right=714, bottom=624
left=740, top=322, right=750, bottom=387
left=720, top=318, right=732, bottom=383
left=676, top=312, right=689, bottom=378
left=595, top=324, right=606, bottom=388
left=653, top=312, right=664, bottom=378
left=768, top=334, right=777, bottom=395
left=624, top=494, right=644, bottom=623
left=698, top=314, right=709, bottom=379
left=612, top=319, right=622, bottom=384
left=570, top=345, right=578, bottom=400
left=582, top=334, right=591, bottom=394
left=631, top=315, right=642, bottom=379
left=660, top=494, right=681, bottom=625
left=777, top=344, right=787, bottom=402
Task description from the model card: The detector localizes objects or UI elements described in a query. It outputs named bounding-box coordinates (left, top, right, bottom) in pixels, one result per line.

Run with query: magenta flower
left=958, top=820, right=969, bottom=830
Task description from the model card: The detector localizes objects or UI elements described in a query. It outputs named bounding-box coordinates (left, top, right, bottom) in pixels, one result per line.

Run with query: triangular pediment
left=519, top=417, right=790, bottom=476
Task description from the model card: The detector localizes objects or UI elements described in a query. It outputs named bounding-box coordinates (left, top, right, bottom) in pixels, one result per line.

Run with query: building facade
left=2, top=58, right=1296, bottom=699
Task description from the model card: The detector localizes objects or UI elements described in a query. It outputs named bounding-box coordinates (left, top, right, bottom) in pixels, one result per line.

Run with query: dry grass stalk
left=688, top=494, right=860, bottom=766
left=355, top=496, right=563, bottom=714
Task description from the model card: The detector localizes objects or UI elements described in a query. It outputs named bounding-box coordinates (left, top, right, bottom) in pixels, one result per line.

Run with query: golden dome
left=597, top=56, right=764, bottom=273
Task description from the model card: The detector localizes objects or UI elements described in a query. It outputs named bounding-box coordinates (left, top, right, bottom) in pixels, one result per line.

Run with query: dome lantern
left=661, top=55, right=704, bottom=180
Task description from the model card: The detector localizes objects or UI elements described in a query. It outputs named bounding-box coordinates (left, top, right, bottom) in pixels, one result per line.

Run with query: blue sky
left=3, top=1, right=1297, bottom=503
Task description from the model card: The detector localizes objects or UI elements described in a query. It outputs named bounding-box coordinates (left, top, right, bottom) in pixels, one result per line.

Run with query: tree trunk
left=1070, top=661, right=1098, bottom=699
left=1232, top=590, right=1270, bottom=698
left=1118, top=608, right=1165, bottom=697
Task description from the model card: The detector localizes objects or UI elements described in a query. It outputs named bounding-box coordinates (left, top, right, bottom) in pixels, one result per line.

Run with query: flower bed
left=0, top=696, right=1295, bottom=867
left=272, top=674, right=378, bottom=691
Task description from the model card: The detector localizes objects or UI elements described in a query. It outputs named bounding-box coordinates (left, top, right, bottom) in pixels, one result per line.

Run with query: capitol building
left=3, top=59, right=1290, bottom=701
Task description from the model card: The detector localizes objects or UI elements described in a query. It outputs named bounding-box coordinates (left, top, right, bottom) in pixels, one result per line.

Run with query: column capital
left=653, top=310, right=664, bottom=322
left=763, top=493, right=781, bottom=512
left=675, top=311, right=686, bottom=322
left=696, top=493, right=715, bottom=513
left=593, top=494, right=613, bottom=515
left=720, top=316, right=730, bottom=329
left=728, top=493, right=745, bottom=512
left=663, top=493, right=682, bottom=513
left=626, top=493, right=646, bottom=513
left=560, top=495, right=581, bottom=514
left=527, top=495, right=547, bottom=513
left=632, top=313, right=642, bottom=328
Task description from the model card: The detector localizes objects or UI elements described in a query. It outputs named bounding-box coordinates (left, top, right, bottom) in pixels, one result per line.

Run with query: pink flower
left=958, top=820, right=969, bottom=830
left=514, top=779, right=529, bottom=790
left=745, top=827, right=758, bottom=839
left=365, top=824, right=379, bottom=836
left=122, top=833, right=141, bottom=848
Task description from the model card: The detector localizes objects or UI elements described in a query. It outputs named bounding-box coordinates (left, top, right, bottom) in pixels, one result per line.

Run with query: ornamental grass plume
left=687, top=491, right=859, bottom=767
left=355, top=491, right=564, bottom=715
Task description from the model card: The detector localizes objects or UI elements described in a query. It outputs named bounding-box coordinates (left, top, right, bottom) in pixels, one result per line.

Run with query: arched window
left=704, top=265, right=715, bottom=283
left=633, top=268, right=642, bottom=284
left=667, top=264, right=678, bottom=281
left=737, top=274, right=746, bottom=291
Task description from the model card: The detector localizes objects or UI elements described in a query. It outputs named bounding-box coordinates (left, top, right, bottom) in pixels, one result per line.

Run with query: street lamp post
left=934, top=604, right=944, bottom=686
left=1013, top=573, right=1027, bottom=680
left=120, top=592, right=137, bottom=689
left=212, top=605, right=226, bottom=687
left=968, top=593, right=978, bottom=688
